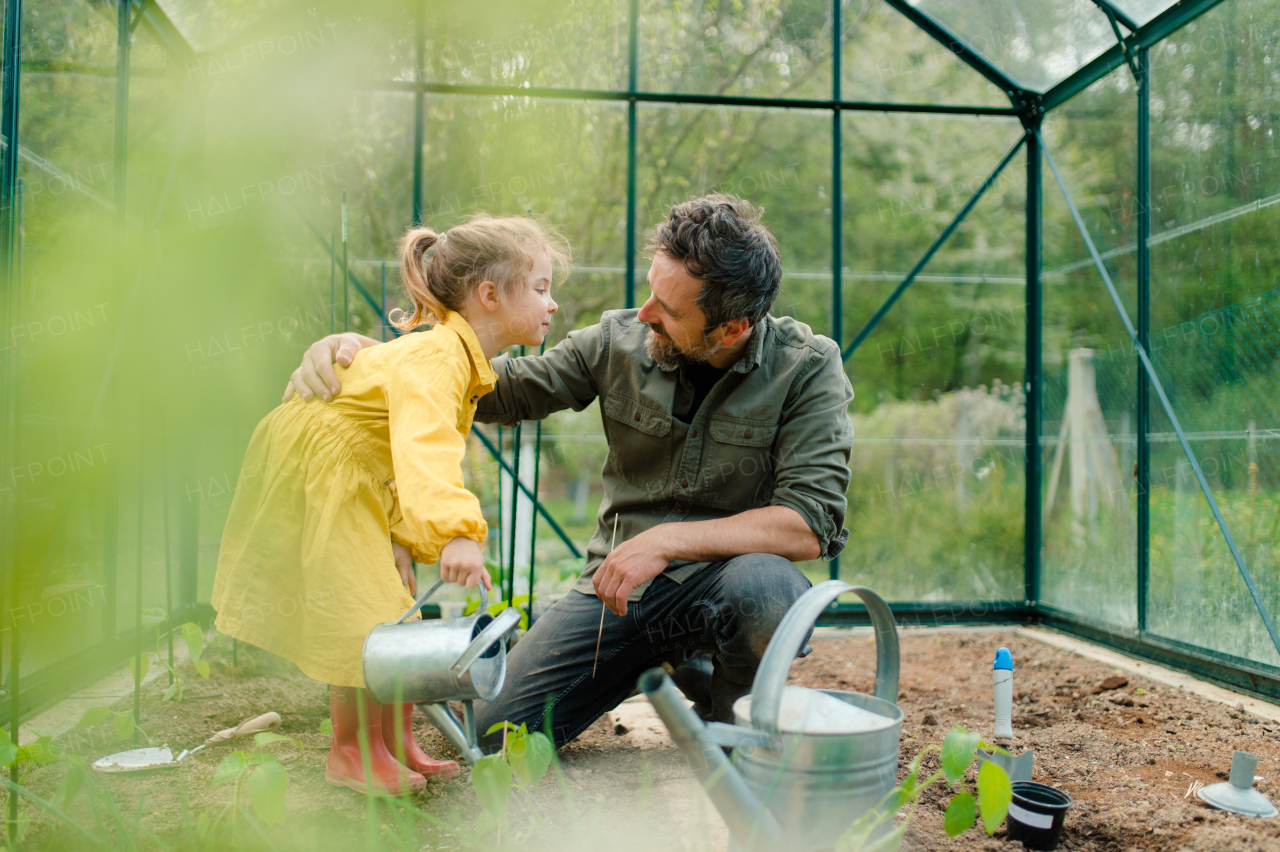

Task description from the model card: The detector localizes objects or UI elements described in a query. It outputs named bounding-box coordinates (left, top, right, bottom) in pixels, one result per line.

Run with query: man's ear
left=474, top=280, right=501, bottom=312
left=717, top=318, right=752, bottom=347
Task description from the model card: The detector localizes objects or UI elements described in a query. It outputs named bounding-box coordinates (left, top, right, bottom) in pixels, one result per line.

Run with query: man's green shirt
left=476, top=309, right=854, bottom=600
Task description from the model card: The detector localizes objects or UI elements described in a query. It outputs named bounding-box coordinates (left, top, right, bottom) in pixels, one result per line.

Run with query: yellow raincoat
left=211, top=311, right=495, bottom=687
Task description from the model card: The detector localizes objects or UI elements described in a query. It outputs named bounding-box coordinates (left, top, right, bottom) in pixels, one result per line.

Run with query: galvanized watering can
left=639, top=580, right=902, bottom=852
left=362, top=582, right=521, bottom=764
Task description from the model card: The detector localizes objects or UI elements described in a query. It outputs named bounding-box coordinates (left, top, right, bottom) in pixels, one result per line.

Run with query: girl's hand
left=392, top=541, right=417, bottom=595
left=439, top=536, right=491, bottom=591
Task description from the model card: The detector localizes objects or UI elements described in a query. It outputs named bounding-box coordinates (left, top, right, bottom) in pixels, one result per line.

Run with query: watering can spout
left=637, top=669, right=781, bottom=851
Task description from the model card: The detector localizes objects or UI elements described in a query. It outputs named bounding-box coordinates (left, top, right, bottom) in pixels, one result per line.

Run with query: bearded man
left=285, top=194, right=854, bottom=750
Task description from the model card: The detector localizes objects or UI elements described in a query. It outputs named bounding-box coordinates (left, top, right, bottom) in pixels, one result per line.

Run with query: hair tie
left=436, top=230, right=448, bottom=245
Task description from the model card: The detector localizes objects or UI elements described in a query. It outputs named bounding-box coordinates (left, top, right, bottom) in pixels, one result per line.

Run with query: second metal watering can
left=639, top=580, right=902, bottom=852
left=362, top=581, right=521, bottom=764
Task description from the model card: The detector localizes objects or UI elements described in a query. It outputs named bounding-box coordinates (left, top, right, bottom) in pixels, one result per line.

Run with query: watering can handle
left=451, top=606, right=521, bottom=677
left=395, top=579, right=489, bottom=624
left=749, top=580, right=899, bottom=738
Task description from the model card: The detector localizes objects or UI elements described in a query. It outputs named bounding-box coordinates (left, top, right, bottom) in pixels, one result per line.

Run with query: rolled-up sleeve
left=387, top=343, right=487, bottom=564
left=476, top=320, right=606, bottom=426
left=769, top=341, right=854, bottom=560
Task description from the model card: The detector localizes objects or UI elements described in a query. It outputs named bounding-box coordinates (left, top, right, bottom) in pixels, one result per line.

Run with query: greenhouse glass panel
left=838, top=112, right=1026, bottom=604
left=841, top=1, right=1008, bottom=107
left=420, top=0, right=628, bottom=90
left=637, top=0, right=833, bottom=99
left=152, top=0, right=280, bottom=53
left=909, top=0, right=1120, bottom=92
left=1146, top=0, right=1280, bottom=667
left=1038, top=66, right=1140, bottom=628
left=1109, top=0, right=1185, bottom=26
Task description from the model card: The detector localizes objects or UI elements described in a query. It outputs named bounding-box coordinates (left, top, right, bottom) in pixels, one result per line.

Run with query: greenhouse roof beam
left=1038, top=0, right=1228, bottom=112
left=1088, top=0, right=1141, bottom=32
left=878, top=0, right=1033, bottom=110
left=367, top=81, right=1021, bottom=118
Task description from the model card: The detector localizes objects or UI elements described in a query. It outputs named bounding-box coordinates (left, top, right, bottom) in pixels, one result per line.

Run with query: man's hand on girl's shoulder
left=283, top=332, right=380, bottom=402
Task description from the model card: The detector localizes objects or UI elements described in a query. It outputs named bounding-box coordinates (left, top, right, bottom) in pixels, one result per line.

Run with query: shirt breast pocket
left=601, top=391, right=672, bottom=496
left=704, top=414, right=779, bottom=509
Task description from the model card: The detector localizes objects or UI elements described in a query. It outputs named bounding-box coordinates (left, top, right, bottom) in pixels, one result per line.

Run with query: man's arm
left=475, top=320, right=606, bottom=425
left=283, top=333, right=380, bottom=402
left=592, top=505, right=819, bottom=615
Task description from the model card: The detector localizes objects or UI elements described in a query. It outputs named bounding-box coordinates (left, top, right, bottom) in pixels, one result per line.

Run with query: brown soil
left=14, top=628, right=1280, bottom=851
left=789, top=629, right=1280, bottom=852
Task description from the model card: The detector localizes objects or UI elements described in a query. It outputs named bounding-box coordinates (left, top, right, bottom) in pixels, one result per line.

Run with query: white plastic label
left=1008, top=802, right=1054, bottom=830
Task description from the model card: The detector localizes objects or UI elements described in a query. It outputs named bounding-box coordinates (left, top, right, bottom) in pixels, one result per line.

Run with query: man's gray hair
left=646, top=194, right=781, bottom=329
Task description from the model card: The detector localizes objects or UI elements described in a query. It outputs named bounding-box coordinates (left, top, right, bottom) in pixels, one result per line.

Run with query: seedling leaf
left=941, top=729, right=980, bottom=784
left=213, top=752, right=249, bottom=784
left=76, top=707, right=112, bottom=729
left=471, top=754, right=512, bottom=818
left=111, top=714, right=134, bottom=743
left=944, top=792, right=977, bottom=836
left=510, top=731, right=553, bottom=787
left=182, top=623, right=204, bottom=665
left=195, top=660, right=210, bottom=679
left=977, top=760, right=1012, bottom=834
left=253, top=732, right=300, bottom=749
left=247, top=760, right=289, bottom=825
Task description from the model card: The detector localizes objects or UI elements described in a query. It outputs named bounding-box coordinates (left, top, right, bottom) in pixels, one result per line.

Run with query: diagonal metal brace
left=1098, top=2, right=1140, bottom=81
left=842, top=133, right=1026, bottom=362
left=1037, top=131, right=1280, bottom=659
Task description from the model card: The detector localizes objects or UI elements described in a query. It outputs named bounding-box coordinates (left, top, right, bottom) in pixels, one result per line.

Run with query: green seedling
left=836, top=727, right=1012, bottom=852
left=471, top=721, right=555, bottom=847
left=201, top=730, right=301, bottom=836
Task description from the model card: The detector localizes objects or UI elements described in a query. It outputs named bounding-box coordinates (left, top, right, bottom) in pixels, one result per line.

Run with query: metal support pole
left=1039, top=133, right=1280, bottom=658
left=1024, top=122, right=1042, bottom=610
left=134, top=429, right=143, bottom=741
left=505, top=429, right=521, bottom=605
left=829, top=0, right=842, bottom=582
left=526, top=340, right=546, bottom=627
left=380, top=260, right=388, bottom=342
left=341, top=189, right=348, bottom=332
left=412, top=0, right=425, bottom=226
left=624, top=0, right=638, bottom=309
left=1136, top=47, right=1151, bottom=633
left=842, top=135, right=1026, bottom=361
left=329, top=233, right=336, bottom=333
left=0, top=0, right=20, bottom=825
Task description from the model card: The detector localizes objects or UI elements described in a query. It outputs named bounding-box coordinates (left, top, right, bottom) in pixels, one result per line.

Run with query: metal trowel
left=976, top=647, right=1034, bottom=782
left=92, top=712, right=282, bottom=773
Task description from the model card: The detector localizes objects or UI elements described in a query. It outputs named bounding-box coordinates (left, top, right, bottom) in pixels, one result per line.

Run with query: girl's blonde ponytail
left=392, top=214, right=570, bottom=332
left=394, top=228, right=449, bottom=329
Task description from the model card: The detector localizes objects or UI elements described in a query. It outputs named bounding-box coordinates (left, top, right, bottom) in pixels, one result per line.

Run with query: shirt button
left=634, top=413, right=641, bottom=422
left=691, top=430, right=698, bottom=438
left=677, top=506, right=687, bottom=514
left=681, top=480, right=689, bottom=488
left=744, top=431, right=752, bottom=439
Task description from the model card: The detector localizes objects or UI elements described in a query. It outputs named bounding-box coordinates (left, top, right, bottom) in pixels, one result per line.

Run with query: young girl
left=211, top=215, right=566, bottom=795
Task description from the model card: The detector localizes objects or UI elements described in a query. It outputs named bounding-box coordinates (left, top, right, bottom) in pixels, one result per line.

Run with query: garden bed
left=13, top=628, right=1280, bottom=851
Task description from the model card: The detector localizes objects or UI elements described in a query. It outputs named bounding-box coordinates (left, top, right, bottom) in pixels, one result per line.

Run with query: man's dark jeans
left=473, top=553, right=812, bottom=751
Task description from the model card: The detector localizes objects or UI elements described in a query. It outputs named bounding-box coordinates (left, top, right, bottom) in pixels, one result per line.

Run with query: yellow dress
left=211, top=311, right=496, bottom=687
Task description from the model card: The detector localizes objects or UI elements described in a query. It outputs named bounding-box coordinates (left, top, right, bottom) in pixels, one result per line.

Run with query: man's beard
left=643, top=323, right=723, bottom=367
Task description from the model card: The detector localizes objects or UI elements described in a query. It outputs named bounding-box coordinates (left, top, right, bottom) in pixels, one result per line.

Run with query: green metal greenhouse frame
left=2, top=0, right=1279, bottom=768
